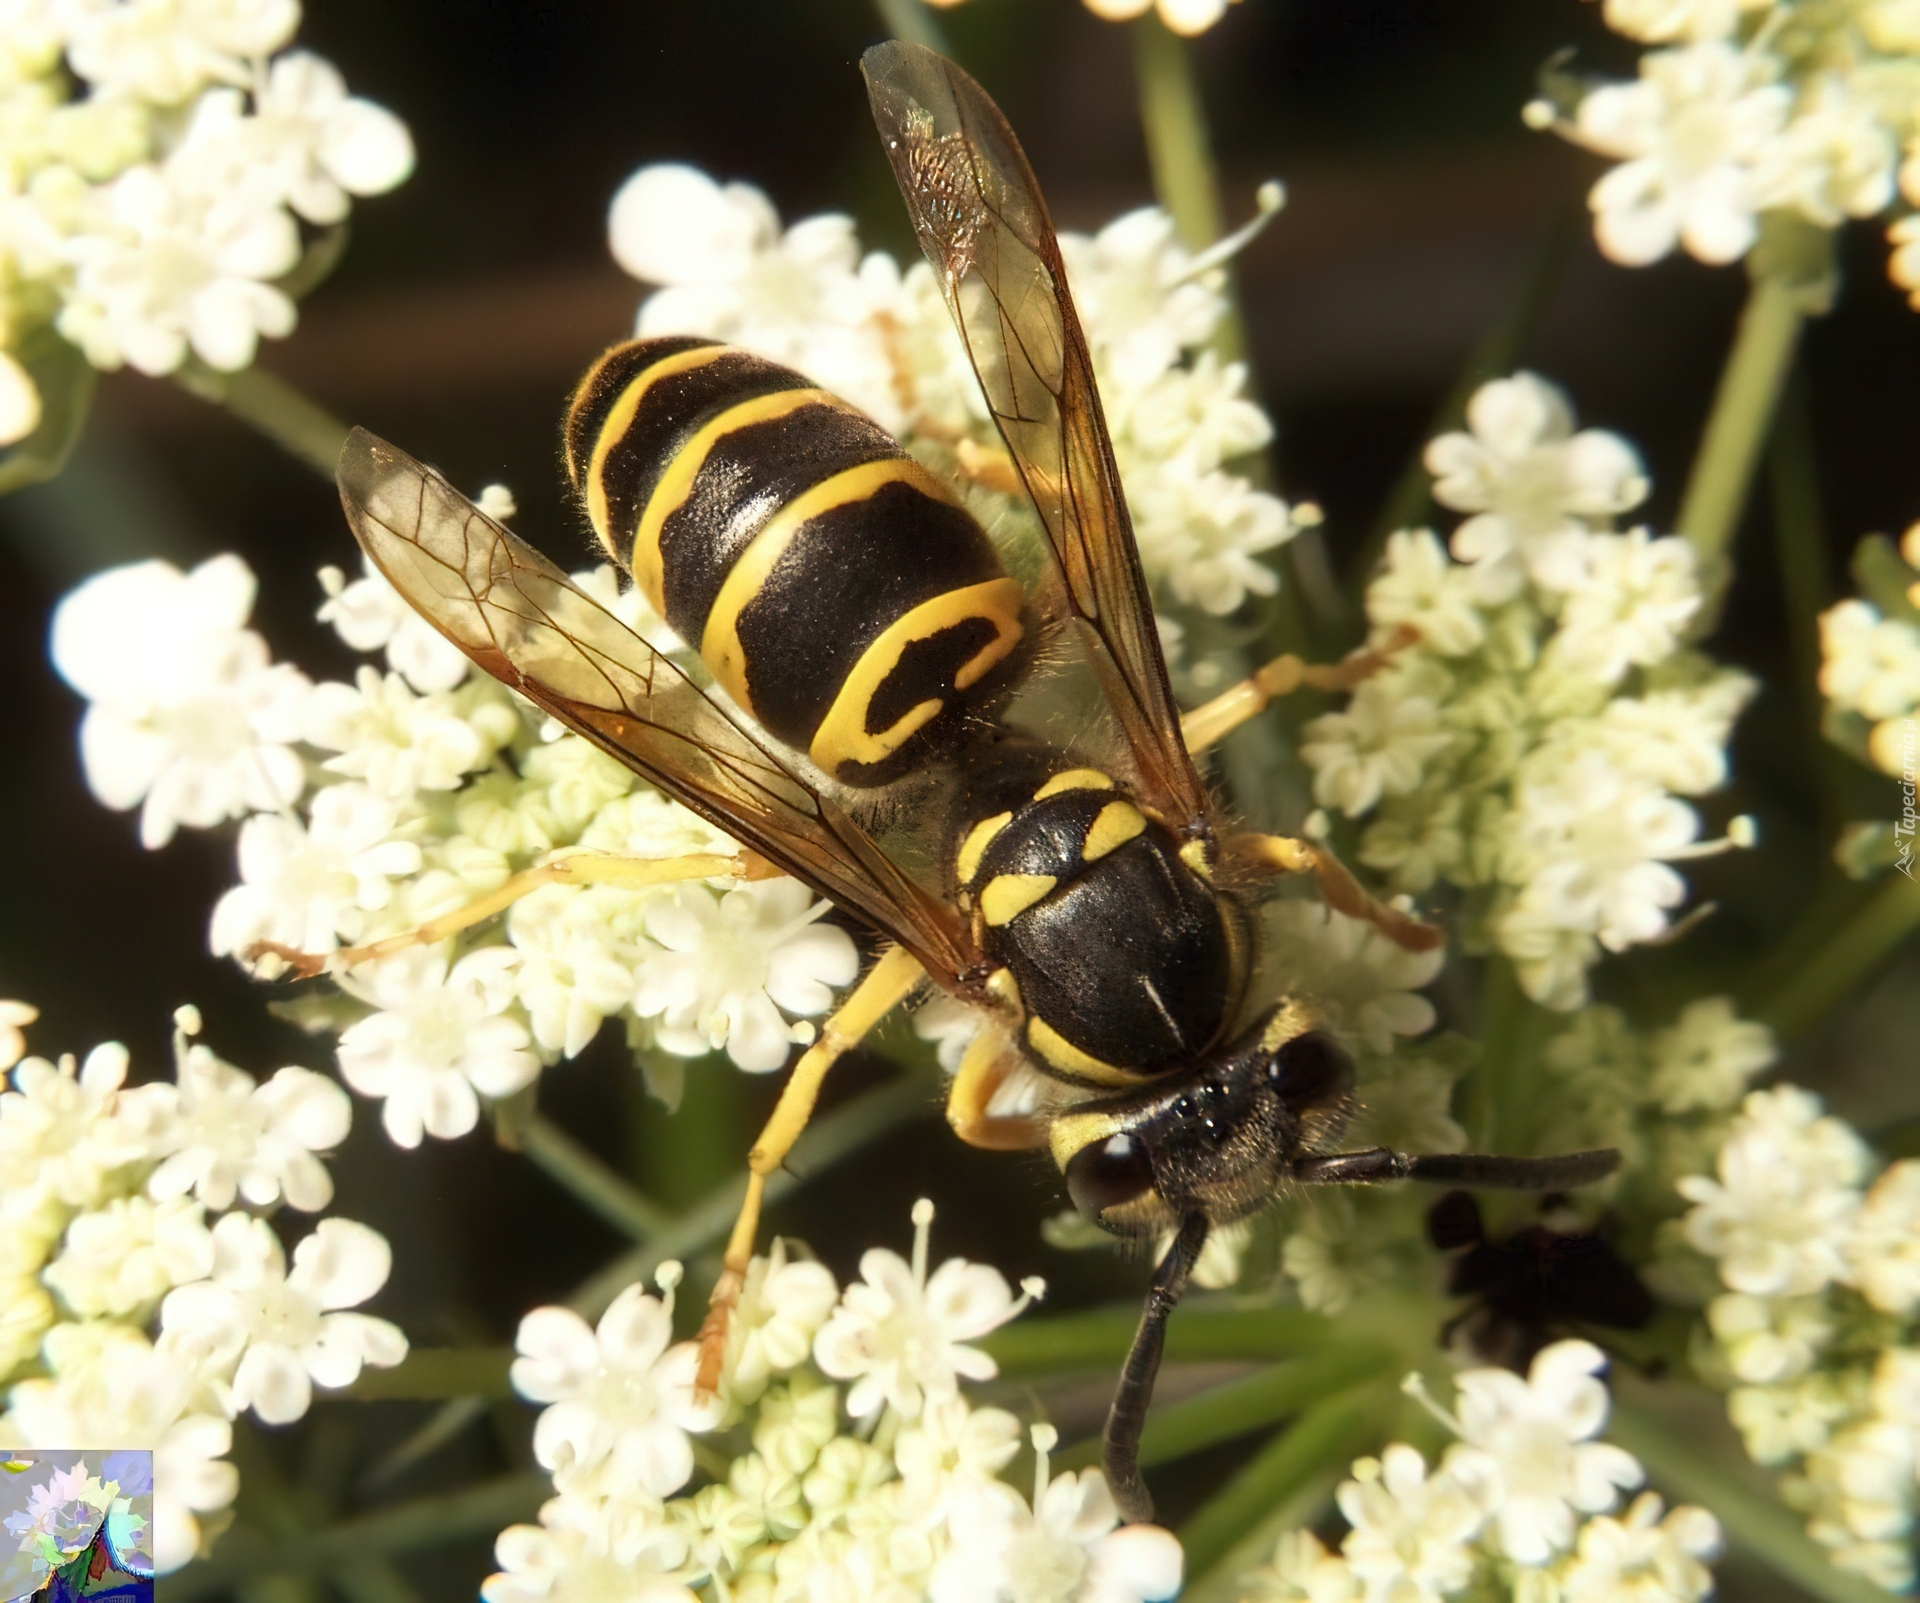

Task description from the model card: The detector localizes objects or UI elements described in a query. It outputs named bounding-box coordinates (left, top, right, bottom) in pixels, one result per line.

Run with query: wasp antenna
left=1104, top=1211, right=1210, bottom=1525
left=1405, top=1149, right=1622, bottom=1190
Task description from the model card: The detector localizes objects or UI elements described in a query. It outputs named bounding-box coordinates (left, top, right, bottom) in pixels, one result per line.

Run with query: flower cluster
left=483, top=1199, right=1182, bottom=1603
left=1534, top=0, right=1920, bottom=297
left=1237, top=1340, right=1722, bottom=1603
left=925, top=0, right=1243, bottom=39
left=0, top=1003, right=406, bottom=1574
left=50, top=549, right=862, bottom=1146
left=1675, top=1085, right=1920, bottom=1588
left=606, top=162, right=1303, bottom=633
left=1298, top=371, right=1755, bottom=1010
left=0, top=0, right=414, bottom=441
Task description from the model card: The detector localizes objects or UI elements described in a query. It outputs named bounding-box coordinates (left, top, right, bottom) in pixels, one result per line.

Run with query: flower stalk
left=517, top=1112, right=675, bottom=1242
left=175, top=360, right=352, bottom=480
left=1755, top=871, right=1920, bottom=1041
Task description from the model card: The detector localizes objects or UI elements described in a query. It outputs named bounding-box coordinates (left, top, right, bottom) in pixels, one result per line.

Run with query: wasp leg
left=247, top=849, right=783, bottom=979
left=945, top=1021, right=1050, bottom=1151
left=1232, top=831, right=1444, bottom=955
left=696, top=943, right=928, bottom=1392
left=1179, top=625, right=1419, bottom=756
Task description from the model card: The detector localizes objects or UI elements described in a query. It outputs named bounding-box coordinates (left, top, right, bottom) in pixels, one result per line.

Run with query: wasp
left=285, top=41, right=1620, bottom=1521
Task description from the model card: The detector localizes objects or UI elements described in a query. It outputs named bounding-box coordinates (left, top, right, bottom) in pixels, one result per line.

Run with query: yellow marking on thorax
left=699, top=457, right=957, bottom=718
left=956, top=811, right=1013, bottom=887
left=630, top=387, right=855, bottom=614
left=1026, top=1015, right=1150, bottom=1088
left=582, top=343, right=729, bottom=546
left=1179, top=839, right=1214, bottom=880
left=808, top=576, right=1024, bottom=774
left=1034, top=767, right=1114, bottom=799
left=1081, top=800, right=1146, bottom=863
left=979, top=873, right=1056, bottom=927
left=986, top=965, right=1023, bottom=1014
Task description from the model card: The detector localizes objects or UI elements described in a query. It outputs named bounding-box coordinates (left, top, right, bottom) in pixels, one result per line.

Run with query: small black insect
left=1428, top=1190, right=1655, bottom=1370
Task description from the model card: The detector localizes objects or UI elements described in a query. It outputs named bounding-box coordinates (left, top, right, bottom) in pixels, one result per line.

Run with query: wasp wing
left=862, top=40, right=1210, bottom=834
left=338, top=427, right=977, bottom=988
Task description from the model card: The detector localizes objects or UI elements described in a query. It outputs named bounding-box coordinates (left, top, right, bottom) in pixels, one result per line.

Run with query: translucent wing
left=338, top=427, right=978, bottom=988
left=862, top=40, right=1210, bottom=834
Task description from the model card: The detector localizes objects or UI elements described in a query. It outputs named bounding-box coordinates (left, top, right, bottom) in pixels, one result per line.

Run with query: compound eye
left=1066, top=1131, right=1155, bottom=1222
left=1268, top=1031, right=1353, bottom=1111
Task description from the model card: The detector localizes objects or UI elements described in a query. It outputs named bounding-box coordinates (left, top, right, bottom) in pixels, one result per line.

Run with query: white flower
left=1240, top=1529, right=1362, bottom=1603
left=1445, top=1341, right=1644, bottom=1564
left=304, top=666, right=494, bottom=801
left=1501, top=749, right=1699, bottom=953
left=1678, top=1085, right=1870, bottom=1297
left=813, top=1198, right=1041, bottom=1421
left=1755, top=82, right=1896, bottom=230
left=1365, top=530, right=1491, bottom=656
left=160, top=1211, right=407, bottom=1424
left=1129, top=460, right=1296, bottom=615
left=509, top=1278, right=722, bottom=1500
left=317, top=559, right=472, bottom=692
left=1849, top=1159, right=1920, bottom=1315
left=142, top=1047, right=349, bottom=1212
left=1081, top=0, right=1242, bottom=37
left=1547, top=529, right=1699, bottom=686
left=0, top=346, right=41, bottom=444
left=631, top=879, right=856, bottom=1074
left=242, top=51, right=414, bottom=223
left=1819, top=599, right=1920, bottom=722
left=1646, top=996, right=1775, bottom=1113
left=1426, top=374, right=1647, bottom=586
left=56, top=151, right=300, bottom=373
left=1058, top=207, right=1220, bottom=390
left=932, top=1425, right=1182, bottom=1603
left=0, top=998, right=35, bottom=1073
left=1560, top=1492, right=1721, bottom=1603
left=335, top=946, right=540, bottom=1148
left=1599, top=0, right=1760, bottom=42
left=722, top=1238, right=838, bottom=1404
left=1706, top=1292, right=1834, bottom=1384
left=1335, top=1444, right=1489, bottom=1601
left=0, top=1323, right=233, bottom=1574
left=1263, top=902, right=1442, bottom=1054
left=42, top=1194, right=214, bottom=1317
left=1121, top=351, right=1270, bottom=471
left=1299, top=678, right=1453, bottom=817
left=483, top=1499, right=695, bottom=1603
left=209, top=783, right=423, bottom=962
left=509, top=886, right=644, bottom=1062
left=1575, top=43, right=1792, bottom=266
left=64, top=0, right=300, bottom=103
left=893, top=1394, right=1023, bottom=1525
left=50, top=555, right=310, bottom=848
left=1594, top=675, right=1754, bottom=795
left=0, top=1043, right=150, bottom=1209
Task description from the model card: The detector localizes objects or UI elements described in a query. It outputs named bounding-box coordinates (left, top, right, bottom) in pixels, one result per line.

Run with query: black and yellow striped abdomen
left=565, top=337, right=1025, bottom=784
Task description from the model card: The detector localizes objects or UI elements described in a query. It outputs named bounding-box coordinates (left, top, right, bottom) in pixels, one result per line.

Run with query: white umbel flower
left=1678, top=1085, right=1870, bottom=1297
left=1560, top=1491, right=1722, bottom=1602
left=1645, top=996, right=1775, bottom=1113
left=1263, top=902, right=1443, bottom=1054
left=509, top=1276, right=723, bottom=1501
left=1848, top=1159, right=1920, bottom=1316
left=0, top=347, right=42, bottom=445
left=1444, top=1340, right=1644, bottom=1565
left=335, top=946, right=540, bottom=1148
left=1547, top=529, right=1700, bottom=685
left=42, top=1194, right=214, bottom=1318
left=1129, top=461, right=1296, bottom=616
left=1819, top=599, right=1920, bottom=721
left=50, top=555, right=310, bottom=848
left=1057, top=206, right=1220, bottom=390
left=722, top=1238, right=838, bottom=1405
left=304, top=667, right=495, bottom=802
left=813, top=1198, right=1042, bottom=1421
left=63, top=0, right=299, bottom=103
left=1337, top=1443, right=1490, bottom=1602
left=243, top=51, right=414, bottom=223
left=160, top=1211, right=408, bottom=1425
left=1299, top=677, right=1453, bottom=817
left=631, top=879, right=857, bottom=1074
left=483, top=1501, right=695, bottom=1603
left=317, top=559, right=472, bottom=692
left=142, top=1047, right=350, bottom=1212
left=1575, top=43, right=1791, bottom=266
left=209, top=783, right=423, bottom=962
left=0, top=1043, right=151, bottom=1209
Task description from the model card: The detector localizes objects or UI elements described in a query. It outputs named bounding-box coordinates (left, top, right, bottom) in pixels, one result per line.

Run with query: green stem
left=341, top=1347, right=512, bottom=1401
left=567, top=1071, right=935, bottom=1319
left=1468, top=955, right=1532, bottom=1154
left=1676, top=216, right=1835, bottom=613
left=520, top=1113, right=674, bottom=1241
left=1055, top=1341, right=1396, bottom=1472
left=1608, top=1402, right=1895, bottom=1603
left=1179, top=1380, right=1385, bottom=1588
left=1755, top=872, right=1920, bottom=1041
left=1131, top=14, right=1250, bottom=368
left=983, top=1302, right=1334, bottom=1376
left=175, top=360, right=351, bottom=479
left=872, top=0, right=949, bottom=51
left=167, top=1473, right=549, bottom=1598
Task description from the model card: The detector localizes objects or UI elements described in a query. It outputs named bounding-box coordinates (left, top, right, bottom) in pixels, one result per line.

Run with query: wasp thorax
left=1061, top=1008, right=1356, bottom=1238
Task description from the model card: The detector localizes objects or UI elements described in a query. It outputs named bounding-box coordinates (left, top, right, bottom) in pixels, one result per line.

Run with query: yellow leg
left=945, top=1021, right=1050, bottom=1151
left=695, top=943, right=927, bottom=1391
left=248, top=848, right=782, bottom=979
left=1235, top=831, right=1444, bottom=954
left=1180, top=625, right=1420, bottom=756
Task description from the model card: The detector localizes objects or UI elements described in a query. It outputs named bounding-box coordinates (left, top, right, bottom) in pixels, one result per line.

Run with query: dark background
left=2, top=0, right=1916, bottom=1593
